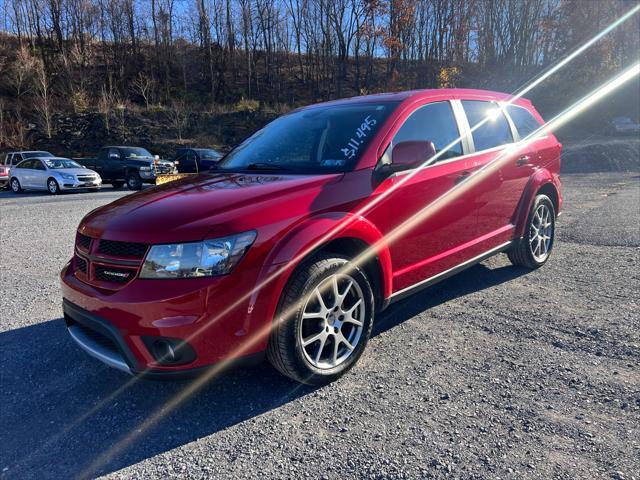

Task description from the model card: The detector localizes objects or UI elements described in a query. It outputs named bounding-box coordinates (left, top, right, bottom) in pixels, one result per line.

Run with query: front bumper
left=60, top=179, right=102, bottom=190
left=64, top=299, right=264, bottom=378
left=139, top=170, right=157, bottom=183
left=60, top=260, right=274, bottom=376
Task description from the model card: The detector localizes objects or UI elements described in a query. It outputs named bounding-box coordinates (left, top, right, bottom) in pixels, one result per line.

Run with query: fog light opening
left=153, top=340, right=176, bottom=363
left=142, top=336, right=196, bottom=366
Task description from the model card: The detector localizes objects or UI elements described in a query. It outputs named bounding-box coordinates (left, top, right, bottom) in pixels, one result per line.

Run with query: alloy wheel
left=529, top=203, right=553, bottom=262
left=48, top=179, right=58, bottom=194
left=298, top=273, right=365, bottom=369
left=11, top=179, right=19, bottom=192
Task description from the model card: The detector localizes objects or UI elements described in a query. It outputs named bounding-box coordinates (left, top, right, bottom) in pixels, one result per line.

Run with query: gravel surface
left=0, top=171, right=638, bottom=480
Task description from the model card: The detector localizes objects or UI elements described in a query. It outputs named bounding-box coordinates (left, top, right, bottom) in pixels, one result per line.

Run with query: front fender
left=242, top=212, right=393, bottom=344
left=513, top=168, right=562, bottom=238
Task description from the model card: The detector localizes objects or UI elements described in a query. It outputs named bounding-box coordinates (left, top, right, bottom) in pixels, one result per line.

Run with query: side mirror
left=391, top=140, right=437, bottom=169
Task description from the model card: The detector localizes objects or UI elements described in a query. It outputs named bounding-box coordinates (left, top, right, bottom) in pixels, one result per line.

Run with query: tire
left=47, top=178, right=60, bottom=195
left=126, top=172, right=142, bottom=190
left=508, top=194, right=556, bottom=269
left=111, top=181, right=124, bottom=189
left=10, top=178, right=22, bottom=193
left=267, top=253, right=375, bottom=385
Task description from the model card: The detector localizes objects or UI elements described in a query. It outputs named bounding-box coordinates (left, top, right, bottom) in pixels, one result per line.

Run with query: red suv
left=61, top=89, right=562, bottom=385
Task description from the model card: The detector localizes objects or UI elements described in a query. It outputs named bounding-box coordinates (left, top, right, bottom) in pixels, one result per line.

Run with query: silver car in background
left=10, top=157, right=102, bottom=194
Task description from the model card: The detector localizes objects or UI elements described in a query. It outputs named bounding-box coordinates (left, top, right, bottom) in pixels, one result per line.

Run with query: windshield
left=44, top=158, right=82, bottom=169
left=24, top=151, right=53, bottom=159
left=218, top=102, right=398, bottom=173
left=120, top=147, right=153, bottom=159
left=195, top=149, right=222, bottom=160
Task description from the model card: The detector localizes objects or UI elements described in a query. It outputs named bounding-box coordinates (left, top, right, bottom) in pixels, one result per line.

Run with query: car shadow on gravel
left=375, top=262, right=529, bottom=336
left=0, top=262, right=528, bottom=479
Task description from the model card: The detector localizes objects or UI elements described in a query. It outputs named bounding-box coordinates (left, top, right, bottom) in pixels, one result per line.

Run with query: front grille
left=74, top=322, right=120, bottom=356
left=76, top=256, right=87, bottom=273
left=97, top=239, right=148, bottom=258
left=77, top=233, right=92, bottom=250
left=77, top=175, right=96, bottom=182
left=154, top=163, right=173, bottom=174
left=95, top=265, right=136, bottom=283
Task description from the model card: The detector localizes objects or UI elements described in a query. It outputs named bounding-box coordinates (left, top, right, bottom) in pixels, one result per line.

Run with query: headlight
left=60, top=173, right=75, bottom=180
left=140, top=231, right=256, bottom=279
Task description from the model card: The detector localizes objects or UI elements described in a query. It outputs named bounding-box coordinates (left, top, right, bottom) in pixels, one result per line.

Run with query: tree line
left=0, top=0, right=638, bottom=147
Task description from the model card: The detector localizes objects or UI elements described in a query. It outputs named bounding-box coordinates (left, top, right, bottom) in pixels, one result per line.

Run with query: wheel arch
left=513, top=169, right=561, bottom=239
left=314, top=236, right=386, bottom=312
left=253, top=213, right=394, bottom=334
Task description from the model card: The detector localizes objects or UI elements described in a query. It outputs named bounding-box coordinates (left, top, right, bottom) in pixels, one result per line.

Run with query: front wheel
left=508, top=194, right=556, bottom=269
left=126, top=173, right=142, bottom=190
left=47, top=178, right=60, bottom=195
left=267, top=254, right=374, bottom=385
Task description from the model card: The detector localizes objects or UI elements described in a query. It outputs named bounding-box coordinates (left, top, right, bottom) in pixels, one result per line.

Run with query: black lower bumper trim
left=63, top=299, right=138, bottom=369
left=131, top=351, right=265, bottom=381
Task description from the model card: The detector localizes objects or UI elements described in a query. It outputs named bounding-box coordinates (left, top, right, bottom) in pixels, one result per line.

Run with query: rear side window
left=506, top=105, right=543, bottom=139
left=392, top=101, right=463, bottom=160
left=462, top=100, right=513, bottom=151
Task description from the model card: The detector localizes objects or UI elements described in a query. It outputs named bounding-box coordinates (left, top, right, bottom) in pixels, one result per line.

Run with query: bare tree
left=170, top=99, right=188, bottom=140
left=33, top=58, right=54, bottom=138
left=132, top=73, right=155, bottom=109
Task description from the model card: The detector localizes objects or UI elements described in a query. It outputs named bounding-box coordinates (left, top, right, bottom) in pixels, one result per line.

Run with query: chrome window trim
left=382, top=98, right=549, bottom=180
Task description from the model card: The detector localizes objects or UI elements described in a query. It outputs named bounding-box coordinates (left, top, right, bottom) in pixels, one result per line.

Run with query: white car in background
left=10, top=157, right=102, bottom=194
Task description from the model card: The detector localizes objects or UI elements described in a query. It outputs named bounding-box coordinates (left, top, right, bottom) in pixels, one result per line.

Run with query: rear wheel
left=508, top=194, right=555, bottom=269
left=126, top=172, right=142, bottom=190
left=111, top=181, right=124, bottom=189
left=10, top=178, right=22, bottom=193
left=267, top=254, right=374, bottom=385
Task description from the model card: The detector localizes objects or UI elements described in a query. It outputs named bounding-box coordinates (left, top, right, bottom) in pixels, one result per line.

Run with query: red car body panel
left=61, top=88, right=563, bottom=375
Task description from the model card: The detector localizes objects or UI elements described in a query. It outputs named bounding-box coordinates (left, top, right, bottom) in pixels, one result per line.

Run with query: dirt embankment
left=561, top=137, right=639, bottom=174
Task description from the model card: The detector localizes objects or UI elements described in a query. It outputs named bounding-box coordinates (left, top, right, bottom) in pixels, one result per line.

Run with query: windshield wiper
left=245, top=162, right=289, bottom=171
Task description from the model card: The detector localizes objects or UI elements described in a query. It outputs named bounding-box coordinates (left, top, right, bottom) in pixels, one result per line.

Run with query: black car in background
left=76, top=146, right=175, bottom=190
left=173, top=148, right=223, bottom=173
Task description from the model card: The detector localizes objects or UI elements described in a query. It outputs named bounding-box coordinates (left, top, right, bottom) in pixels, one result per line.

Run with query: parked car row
left=1, top=145, right=224, bottom=194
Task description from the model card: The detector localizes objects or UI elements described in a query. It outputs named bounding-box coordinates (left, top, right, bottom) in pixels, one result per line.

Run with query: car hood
left=79, top=172, right=343, bottom=243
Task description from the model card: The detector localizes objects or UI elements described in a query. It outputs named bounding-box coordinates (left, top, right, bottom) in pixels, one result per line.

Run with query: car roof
left=103, top=146, right=149, bottom=149
left=298, top=88, right=532, bottom=111
left=9, top=150, right=53, bottom=154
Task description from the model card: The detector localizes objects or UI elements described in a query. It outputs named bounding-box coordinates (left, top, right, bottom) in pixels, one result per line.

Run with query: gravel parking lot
left=1, top=171, right=638, bottom=479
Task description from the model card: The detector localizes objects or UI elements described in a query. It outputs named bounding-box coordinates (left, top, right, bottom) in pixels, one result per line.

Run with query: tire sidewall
left=47, top=178, right=59, bottom=195
left=277, top=255, right=375, bottom=384
left=126, top=173, right=142, bottom=190
left=11, top=178, right=21, bottom=193
left=525, top=194, right=555, bottom=266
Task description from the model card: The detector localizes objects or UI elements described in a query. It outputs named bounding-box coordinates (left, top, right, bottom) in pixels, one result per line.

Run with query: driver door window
left=389, top=101, right=463, bottom=166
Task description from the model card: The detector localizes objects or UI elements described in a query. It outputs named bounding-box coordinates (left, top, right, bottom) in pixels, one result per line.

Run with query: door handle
left=516, top=155, right=530, bottom=166
left=455, top=171, right=471, bottom=185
